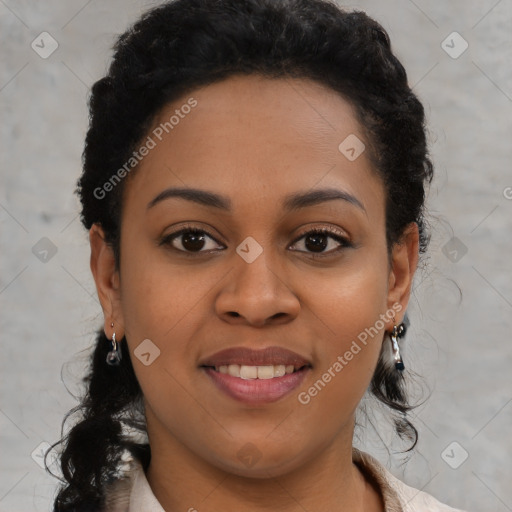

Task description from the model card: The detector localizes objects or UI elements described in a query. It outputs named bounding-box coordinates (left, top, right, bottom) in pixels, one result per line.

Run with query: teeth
left=240, top=365, right=258, bottom=379
left=215, top=364, right=298, bottom=379
left=256, top=365, right=274, bottom=379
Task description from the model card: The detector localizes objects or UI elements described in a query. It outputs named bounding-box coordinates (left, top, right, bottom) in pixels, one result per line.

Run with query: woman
left=49, top=0, right=467, bottom=510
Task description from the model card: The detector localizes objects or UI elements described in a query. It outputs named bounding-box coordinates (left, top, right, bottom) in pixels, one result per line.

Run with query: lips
left=199, top=346, right=312, bottom=405
left=198, top=346, right=312, bottom=370
left=202, top=366, right=311, bottom=405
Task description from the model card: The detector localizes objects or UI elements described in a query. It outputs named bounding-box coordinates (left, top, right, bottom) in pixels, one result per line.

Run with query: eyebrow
left=147, top=186, right=366, bottom=213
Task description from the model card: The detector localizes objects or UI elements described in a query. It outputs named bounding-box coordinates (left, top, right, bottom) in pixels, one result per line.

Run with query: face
left=91, top=74, right=418, bottom=478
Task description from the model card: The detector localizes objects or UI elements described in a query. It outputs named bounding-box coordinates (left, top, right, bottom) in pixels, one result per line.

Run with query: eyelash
left=160, top=224, right=352, bottom=259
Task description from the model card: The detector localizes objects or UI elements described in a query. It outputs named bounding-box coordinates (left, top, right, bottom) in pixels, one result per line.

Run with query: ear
left=89, top=223, right=125, bottom=339
left=386, top=222, right=419, bottom=324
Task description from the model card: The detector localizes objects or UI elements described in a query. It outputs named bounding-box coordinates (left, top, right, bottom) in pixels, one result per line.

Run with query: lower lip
left=201, top=366, right=311, bottom=405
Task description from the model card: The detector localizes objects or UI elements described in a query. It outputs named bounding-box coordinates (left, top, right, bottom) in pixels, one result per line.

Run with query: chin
left=208, top=444, right=306, bottom=479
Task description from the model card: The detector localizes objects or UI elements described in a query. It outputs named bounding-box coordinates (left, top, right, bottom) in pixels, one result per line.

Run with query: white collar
left=128, top=458, right=165, bottom=512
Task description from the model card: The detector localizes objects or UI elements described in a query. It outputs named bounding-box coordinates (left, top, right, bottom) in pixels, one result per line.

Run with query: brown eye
left=161, top=228, right=224, bottom=254
left=289, top=228, right=352, bottom=257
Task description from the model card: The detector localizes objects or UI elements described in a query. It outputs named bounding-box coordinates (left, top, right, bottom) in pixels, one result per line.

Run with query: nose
left=214, top=246, right=300, bottom=327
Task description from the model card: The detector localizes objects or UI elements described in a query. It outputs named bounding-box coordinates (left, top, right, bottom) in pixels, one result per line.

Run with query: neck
left=144, top=411, right=375, bottom=512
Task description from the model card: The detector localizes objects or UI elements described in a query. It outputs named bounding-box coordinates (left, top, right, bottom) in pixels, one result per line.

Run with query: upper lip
left=199, top=346, right=312, bottom=369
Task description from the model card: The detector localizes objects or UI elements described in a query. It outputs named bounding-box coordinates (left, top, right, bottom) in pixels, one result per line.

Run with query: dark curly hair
left=48, top=0, right=434, bottom=510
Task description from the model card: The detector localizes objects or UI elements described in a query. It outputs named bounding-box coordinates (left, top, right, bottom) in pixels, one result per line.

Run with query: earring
left=106, top=322, right=122, bottom=366
left=390, top=321, right=406, bottom=371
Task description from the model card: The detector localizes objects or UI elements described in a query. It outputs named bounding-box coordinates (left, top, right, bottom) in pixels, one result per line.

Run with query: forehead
left=123, top=74, right=384, bottom=219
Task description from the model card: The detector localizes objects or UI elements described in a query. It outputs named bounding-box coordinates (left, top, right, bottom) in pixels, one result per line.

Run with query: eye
left=160, top=225, right=352, bottom=258
left=160, top=226, right=225, bottom=254
left=289, top=227, right=352, bottom=257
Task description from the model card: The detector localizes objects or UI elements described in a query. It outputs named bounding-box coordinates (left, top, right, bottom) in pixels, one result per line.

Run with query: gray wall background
left=1, top=1, right=511, bottom=511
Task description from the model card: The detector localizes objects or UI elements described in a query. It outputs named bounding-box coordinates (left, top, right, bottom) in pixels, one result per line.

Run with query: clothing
left=102, top=448, right=467, bottom=512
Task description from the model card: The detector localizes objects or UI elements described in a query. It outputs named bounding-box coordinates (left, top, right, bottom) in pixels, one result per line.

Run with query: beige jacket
left=103, top=448, right=467, bottom=512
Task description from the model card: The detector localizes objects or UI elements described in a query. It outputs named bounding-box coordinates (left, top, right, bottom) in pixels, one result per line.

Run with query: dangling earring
left=390, top=321, right=406, bottom=371
left=106, top=322, right=122, bottom=366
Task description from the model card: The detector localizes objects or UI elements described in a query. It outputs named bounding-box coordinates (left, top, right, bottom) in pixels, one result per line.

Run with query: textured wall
left=1, top=1, right=511, bottom=511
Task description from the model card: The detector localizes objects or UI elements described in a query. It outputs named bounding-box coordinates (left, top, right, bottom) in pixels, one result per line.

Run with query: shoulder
left=352, top=448, right=468, bottom=512
left=384, top=467, right=467, bottom=512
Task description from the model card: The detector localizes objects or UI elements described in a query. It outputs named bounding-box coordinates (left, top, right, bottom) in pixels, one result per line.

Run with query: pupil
left=182, top=232, right=205, bottom=251
left=305, top=233, right=327, bottom=252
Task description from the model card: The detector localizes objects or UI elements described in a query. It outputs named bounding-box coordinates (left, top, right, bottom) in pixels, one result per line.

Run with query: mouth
left=200, top=365, right=311, bottom=405
left=198, top=346, right=312, bottom=405
left=199, top=346, right=313, bottom=406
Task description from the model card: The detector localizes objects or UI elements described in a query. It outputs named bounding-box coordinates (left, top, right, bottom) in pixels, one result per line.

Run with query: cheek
left=117, top=235, right=225, bottom=390
left=117, top=249, right=208, bottom=430
left=118, top=228, right=213, bottom=339
left=298, top=256, right=390, bottom=412
left=304, top=248, right=390, bottom=340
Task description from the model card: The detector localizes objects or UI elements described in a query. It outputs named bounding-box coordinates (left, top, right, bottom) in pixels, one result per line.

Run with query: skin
left=90, top=75, right=419, bottom=512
